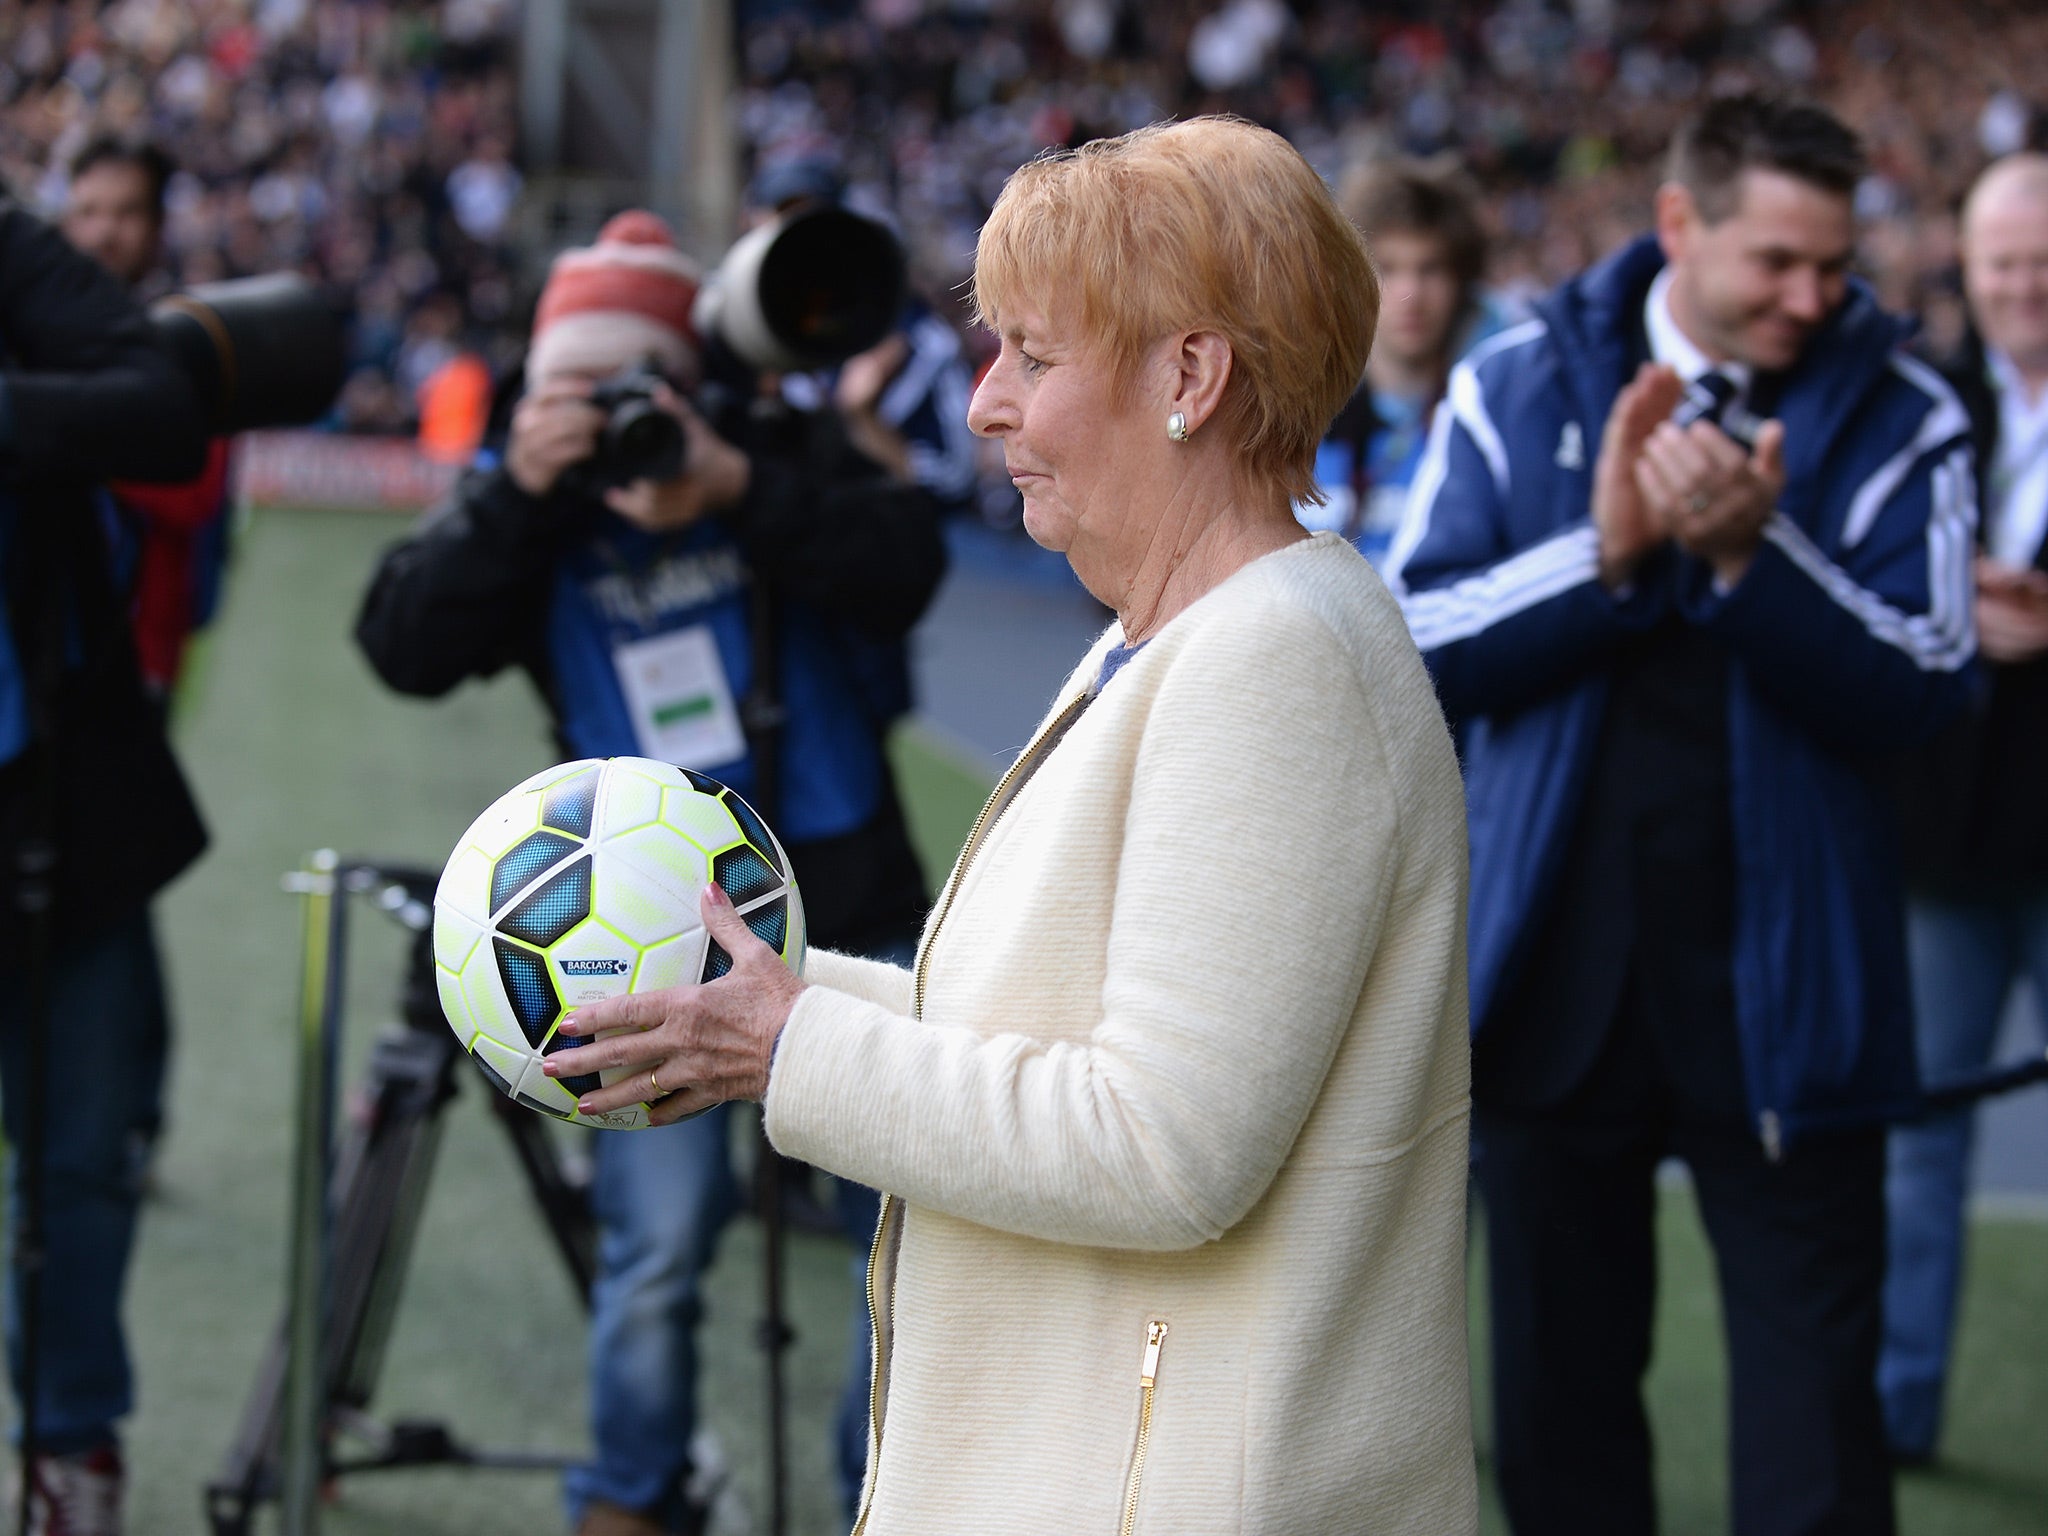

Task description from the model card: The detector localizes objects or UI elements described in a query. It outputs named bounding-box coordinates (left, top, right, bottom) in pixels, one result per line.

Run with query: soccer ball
left=432, top=756, right=805, bottom=1130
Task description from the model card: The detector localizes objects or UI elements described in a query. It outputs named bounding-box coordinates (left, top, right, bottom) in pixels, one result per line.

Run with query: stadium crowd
left=5, top=0, right=2048, bottom=457
left=0, top=0, right=523, bottom=433
left=738, top=0, right=2048, bottom=343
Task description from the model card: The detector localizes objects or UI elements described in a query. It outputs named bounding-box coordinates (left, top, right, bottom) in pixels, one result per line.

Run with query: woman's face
left=968, top=302, right=1157, bottom=566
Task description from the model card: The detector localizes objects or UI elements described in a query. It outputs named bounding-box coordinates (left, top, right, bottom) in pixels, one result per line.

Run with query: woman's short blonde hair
left=973, top=117, right=1380, bottom=505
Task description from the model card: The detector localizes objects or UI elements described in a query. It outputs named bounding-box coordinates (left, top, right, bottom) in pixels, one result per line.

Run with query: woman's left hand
left=543, top=880, right=806, bottom=1126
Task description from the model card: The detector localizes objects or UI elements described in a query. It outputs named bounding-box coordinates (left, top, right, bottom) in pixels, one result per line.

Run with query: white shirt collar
left=1986, top=345, right=2048, bottom=420
left=1983, top=345, right=2048, bottom=567
left=1645, top=267, right=1752, bottom=395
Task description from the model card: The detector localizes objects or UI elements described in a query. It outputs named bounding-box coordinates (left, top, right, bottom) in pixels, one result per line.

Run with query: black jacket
left=356, top=384, right=947, bottom=951
left=0, top=201, right=209, bottom=954
left=1896, top=328, right=2048, bottom=897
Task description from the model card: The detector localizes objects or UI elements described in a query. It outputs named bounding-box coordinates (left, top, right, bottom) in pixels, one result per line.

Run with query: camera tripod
left=205, top=857, right=598, bottom=1536
left=206, top=853, right=810, bottom=1536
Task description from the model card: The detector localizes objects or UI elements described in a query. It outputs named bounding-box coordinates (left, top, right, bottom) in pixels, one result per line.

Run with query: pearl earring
left=1166, top=411, right=1189, bottom=442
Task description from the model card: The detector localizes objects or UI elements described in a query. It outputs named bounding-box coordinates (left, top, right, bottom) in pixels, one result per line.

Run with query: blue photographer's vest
left=543, top=515, right=885, bottom=842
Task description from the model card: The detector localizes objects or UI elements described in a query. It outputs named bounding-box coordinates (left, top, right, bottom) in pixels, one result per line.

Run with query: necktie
left=1676, top=369, right=1760, bottom=449
left=1677, top=370, right=1738, bottom=429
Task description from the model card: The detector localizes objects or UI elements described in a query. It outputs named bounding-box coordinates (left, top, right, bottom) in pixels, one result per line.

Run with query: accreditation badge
left=611, top=624, right=747, bottom=769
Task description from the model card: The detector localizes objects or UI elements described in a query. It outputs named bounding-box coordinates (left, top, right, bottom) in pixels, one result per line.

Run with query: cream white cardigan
left=766, top=531, right=1476, bottom=1534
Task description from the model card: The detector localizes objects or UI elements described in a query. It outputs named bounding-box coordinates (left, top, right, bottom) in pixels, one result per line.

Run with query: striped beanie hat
left=528, top=210, right=702, bottom=383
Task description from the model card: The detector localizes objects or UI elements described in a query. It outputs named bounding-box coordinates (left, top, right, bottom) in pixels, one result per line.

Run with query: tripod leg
left=489, top=1089, right=596, bottom=1305
left=211, top=955, right=464, bottom=1529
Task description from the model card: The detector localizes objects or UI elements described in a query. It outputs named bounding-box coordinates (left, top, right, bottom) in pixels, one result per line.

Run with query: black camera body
left=577, top=364, right=688, bottom=491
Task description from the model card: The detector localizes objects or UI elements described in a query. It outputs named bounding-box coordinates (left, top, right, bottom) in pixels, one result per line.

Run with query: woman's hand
left=543, top=881, right=806, bottom=1126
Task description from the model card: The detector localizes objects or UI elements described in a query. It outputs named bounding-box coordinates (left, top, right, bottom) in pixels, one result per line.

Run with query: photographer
left=62, top=136, right=236, bottom=705
left=743, top=158, right=979, bottom=524
left=0, top=195, right=208, bottom=1533
left=62, top=135, right=239, bottom=1201
left=355, top=211, right=944, bottom=1536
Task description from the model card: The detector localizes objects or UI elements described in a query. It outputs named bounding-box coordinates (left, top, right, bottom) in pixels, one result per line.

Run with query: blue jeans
left=1880, top=889, right=2048, bottom=1457
left=0, top=911, right=157, bottom=1455
left=565, top=1102, right=739, bottom=1528
left=566, top=932, right=914, bottom=1529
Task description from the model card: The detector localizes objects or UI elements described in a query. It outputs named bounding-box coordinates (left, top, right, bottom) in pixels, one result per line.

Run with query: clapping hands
left=1593, top=363, right=1786, bottom=590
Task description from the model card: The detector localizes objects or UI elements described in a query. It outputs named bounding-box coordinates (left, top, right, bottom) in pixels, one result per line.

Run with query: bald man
left=1884, top=152, right=2048, bottom=1464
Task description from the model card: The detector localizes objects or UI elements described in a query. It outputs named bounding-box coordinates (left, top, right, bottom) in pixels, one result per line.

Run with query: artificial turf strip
left=14, top=505, right=2039, bottom=1534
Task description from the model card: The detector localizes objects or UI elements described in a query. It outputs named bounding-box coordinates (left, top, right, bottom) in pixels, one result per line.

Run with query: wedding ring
left=648, top=1067, right=664, bottom=1099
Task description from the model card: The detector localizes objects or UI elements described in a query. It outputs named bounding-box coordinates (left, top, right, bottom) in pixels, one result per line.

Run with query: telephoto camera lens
left=149, top=272, right=345, bottom=432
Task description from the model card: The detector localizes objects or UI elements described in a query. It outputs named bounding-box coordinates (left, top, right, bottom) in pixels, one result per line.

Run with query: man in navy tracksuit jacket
left=1388, top=97, right=1976, bottom=1534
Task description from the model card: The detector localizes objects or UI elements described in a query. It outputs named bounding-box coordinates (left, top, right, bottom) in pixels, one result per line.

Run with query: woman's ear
left=1170, top=330, right=1234, bottom=436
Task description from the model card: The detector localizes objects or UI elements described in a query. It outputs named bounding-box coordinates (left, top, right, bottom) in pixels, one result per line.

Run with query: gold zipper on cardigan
left=850, top=1195, right=894, bottom=1536
left=1118, top=1320, right=1169, bottom=1536
left=850, top=687, right=1096, bottom=1536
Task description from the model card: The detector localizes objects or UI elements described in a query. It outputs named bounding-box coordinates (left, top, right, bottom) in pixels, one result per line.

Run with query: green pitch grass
left=42, top=506, right=2046, bottom=1532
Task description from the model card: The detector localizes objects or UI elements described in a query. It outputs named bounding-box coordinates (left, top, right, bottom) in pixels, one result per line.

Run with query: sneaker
left=572, top=1433, right=734, bottom=1536
left=6, top=1445, right=123, bottom=1536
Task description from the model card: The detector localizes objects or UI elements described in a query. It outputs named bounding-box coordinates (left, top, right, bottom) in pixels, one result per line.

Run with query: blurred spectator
left=415, top=346, right=491, bottom=463
left=1299, top=155, right=1490, bottom=569
left=1389, top=94, right=1976, bottom=1535
left=446, top=132, right=519, bottom=243
left=1884, top=150, right=2048, bottom=1467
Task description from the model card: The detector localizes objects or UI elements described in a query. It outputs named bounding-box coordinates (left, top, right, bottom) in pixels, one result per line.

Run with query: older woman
left=548, top=116, right=1475, bottom=1534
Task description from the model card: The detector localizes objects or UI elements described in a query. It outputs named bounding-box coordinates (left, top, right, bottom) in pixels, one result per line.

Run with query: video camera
left=150, top=272, right=346, bottom=433
left=570, top=203, right=907, bottom=491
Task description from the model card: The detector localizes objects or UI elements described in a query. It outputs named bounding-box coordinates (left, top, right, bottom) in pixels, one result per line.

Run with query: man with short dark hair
left=60, top=134, right=230, bottom=703
left=61, top=138, right=174, bottom=296
left=1389, top=95, right=1976, bottom=1534
left=1301, top=158, right=1488, bottom=569
left=60, top=136, right=232, bottom=1195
